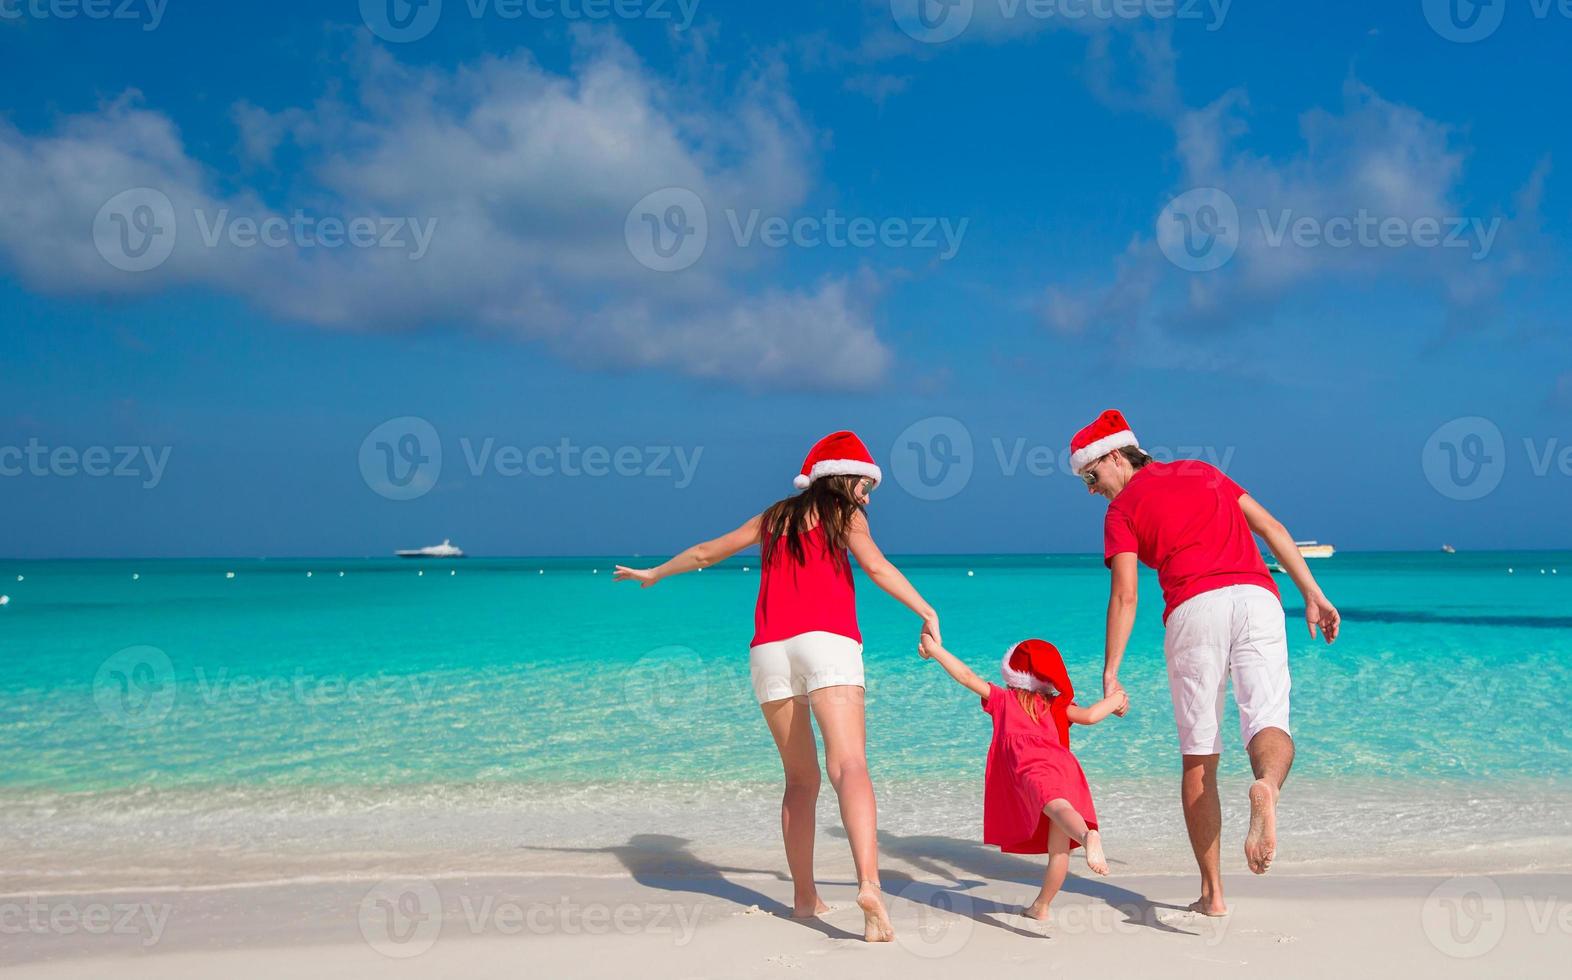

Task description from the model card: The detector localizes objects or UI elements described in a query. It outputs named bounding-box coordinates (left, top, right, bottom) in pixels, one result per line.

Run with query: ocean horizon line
left=4, top=547, right=1571, bottom=563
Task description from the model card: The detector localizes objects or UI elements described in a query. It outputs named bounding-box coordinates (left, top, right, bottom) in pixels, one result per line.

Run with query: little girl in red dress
left=919, top=633, right=1127, bottom=921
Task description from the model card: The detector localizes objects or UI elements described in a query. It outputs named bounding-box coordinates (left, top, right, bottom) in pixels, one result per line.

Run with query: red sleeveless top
left=751, top=524, right=861, bottom=647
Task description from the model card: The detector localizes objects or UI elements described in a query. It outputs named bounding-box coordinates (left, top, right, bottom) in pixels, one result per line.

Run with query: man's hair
left=1117, top=446, right=1154, bottom=469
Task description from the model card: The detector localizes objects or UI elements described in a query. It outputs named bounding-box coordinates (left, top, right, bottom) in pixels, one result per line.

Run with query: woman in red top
left=917, top=634, right=1127, bottom=922
left=614, top=431, right=941, bottom=943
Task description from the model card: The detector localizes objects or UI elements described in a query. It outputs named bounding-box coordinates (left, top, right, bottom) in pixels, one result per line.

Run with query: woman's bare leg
left=809, top=685, right=893, bottom=942
left=1043, top=798, right=1107, bottom=876
left=1025, top=824, right=1071, bottom=921
left=760, top=695, right=828, bottom=917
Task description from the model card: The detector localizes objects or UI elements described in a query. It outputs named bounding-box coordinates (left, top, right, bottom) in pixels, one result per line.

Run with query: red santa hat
left=1000, top=639, right=1074, bottom=699
left=793, top=430, right=882, bottom=490
left=1069, top=409, right=1140, bottom=475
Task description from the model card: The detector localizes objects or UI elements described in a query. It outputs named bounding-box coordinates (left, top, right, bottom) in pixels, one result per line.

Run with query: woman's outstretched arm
left=613, top=515, right=762, bottom=588
left=918, top=634, right=990, bottom=698
left=845, top=511, right=941, bottom=642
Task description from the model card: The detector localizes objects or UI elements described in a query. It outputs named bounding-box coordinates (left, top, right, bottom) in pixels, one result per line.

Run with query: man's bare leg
left=1181, top=754, right=1227, bottom=915
left=1244, top=726, right=1294, bottom=875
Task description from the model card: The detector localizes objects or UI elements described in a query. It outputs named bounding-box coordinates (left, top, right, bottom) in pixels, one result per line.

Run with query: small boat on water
left=396, top=539, right=465, bottom=559
left=1442, top=544, right=1457, bottom=554
left=1295, top=541, right=1335, bottom=559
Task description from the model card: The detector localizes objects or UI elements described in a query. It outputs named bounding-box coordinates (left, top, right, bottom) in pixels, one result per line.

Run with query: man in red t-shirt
left=1069, top=410, right=1340, bottom=917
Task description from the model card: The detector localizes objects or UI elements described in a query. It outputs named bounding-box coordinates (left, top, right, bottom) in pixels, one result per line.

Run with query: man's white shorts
left=1162, top=584, right=1292, bottom=756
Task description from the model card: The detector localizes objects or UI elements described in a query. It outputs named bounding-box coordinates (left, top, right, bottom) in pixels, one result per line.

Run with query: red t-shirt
left=1102, top=460, right=1279, bottom=623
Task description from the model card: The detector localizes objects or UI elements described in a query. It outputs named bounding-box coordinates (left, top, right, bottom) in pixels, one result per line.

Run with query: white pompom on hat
left=1069, top=409, right=1140, bottom=475
left=793, top=430, right=882, bottom=490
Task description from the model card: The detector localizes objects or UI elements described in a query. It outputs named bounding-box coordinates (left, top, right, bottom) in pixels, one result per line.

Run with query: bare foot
left=1083, top=830, right=1109, bottom=876
left=856, top=886, right=895, bottom=943
left=1186, top=898, right=1230, bottom=917
left=1245, top=778, right=1279, bottom=875
left=791, top=898, right=831, bottom=919
left=1022, top=900, right=1052, bottom=922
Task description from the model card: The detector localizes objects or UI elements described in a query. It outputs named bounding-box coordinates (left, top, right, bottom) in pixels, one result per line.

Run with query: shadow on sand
left=526, top=834, right=862, bottom=940
left=832, top=827, right=1197, bottom=937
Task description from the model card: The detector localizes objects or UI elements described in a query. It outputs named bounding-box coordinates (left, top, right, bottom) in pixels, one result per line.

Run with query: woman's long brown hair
left=759, top=475, right=864, bottom=574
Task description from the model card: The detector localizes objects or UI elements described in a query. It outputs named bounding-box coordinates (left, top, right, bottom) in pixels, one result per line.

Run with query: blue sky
left=0, top=0, right=1568, bottom=557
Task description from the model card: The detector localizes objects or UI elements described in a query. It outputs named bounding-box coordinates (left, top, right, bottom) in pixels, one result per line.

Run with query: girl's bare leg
left=1025, top=824, right=1071, bottom=921
left=809, top=685, right=894, bottom=942
left=1044, top=798, right=1108, bottom=876
left=760, top=696, right=828, bottom=917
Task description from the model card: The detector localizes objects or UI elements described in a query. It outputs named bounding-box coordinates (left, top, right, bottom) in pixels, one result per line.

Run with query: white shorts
left=1162, top=584, right=1292, bottom=756
left=749, top=631, right=865, bottom=704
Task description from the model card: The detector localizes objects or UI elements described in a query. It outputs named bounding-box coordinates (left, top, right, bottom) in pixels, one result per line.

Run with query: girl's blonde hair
left=1010, top=684, right=1058, bottom=725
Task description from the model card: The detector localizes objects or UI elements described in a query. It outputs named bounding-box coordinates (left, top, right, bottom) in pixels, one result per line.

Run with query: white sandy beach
left=5, top=833, right=1571, bottom=978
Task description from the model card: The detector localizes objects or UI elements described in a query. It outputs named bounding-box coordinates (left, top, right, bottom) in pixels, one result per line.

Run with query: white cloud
left=1040, top=70, right=1549, bottom=354
left=0, top=34, right=891, bottom=391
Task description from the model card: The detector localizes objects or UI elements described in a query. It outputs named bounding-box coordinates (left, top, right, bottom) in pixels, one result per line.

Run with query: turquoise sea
left=2, top=552, right=1570, bottom=888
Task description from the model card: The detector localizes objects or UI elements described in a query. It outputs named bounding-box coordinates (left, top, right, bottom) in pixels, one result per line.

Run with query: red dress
left=980, top=683, right=1099, bottom=854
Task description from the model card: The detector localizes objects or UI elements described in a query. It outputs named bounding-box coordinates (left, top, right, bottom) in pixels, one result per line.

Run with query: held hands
left=1103, top=673, right=1130, bottom=717
left=612, top=566, right=660, bottom=588
left=1305, top=592, right=1341, bottom=643
left=921, top=612, right=942, bottom=646
left=918, top=632, right=942, bottom=660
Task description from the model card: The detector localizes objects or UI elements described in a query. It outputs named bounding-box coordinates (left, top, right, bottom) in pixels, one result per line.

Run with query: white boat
left=1442, top=544, right=1457, bottom=554
left=1295, top=541, right=1335, bottom=559
left=396, top=539, right=465, bottom=559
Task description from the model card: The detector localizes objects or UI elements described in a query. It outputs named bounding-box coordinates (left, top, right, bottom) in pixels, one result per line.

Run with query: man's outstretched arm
left=1239, top=494, right=1341, bottom=643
